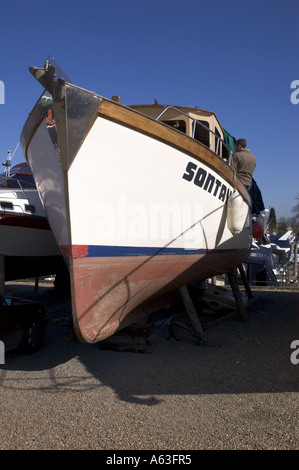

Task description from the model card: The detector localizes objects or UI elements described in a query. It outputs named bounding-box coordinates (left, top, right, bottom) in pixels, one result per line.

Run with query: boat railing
left=155, top=105, right=235, bottom=167
left=16, top=177, right=29, bottom=196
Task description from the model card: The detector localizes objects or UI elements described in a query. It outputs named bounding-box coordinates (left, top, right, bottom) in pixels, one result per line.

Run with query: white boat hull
left=21, top=74, right=252, bottom=342
left=0, top=168, right=66, bottom=280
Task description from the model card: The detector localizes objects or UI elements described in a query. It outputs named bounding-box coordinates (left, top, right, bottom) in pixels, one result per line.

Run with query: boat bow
left=21, top=61, right=253, bottom=343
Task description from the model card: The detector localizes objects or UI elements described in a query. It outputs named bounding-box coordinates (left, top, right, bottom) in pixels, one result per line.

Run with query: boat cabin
left=0, top=163, right=38, bottom=215
left=129, top=103, right=231, bottom=160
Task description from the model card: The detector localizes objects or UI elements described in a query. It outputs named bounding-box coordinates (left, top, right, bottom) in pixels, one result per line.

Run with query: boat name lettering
left=182, top=162, right=231, bottom=201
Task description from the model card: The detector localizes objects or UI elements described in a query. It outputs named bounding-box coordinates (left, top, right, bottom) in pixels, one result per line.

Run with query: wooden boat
left=0, top=162, right=66, bottom=281
left=21, top=60, right=252, bottom=343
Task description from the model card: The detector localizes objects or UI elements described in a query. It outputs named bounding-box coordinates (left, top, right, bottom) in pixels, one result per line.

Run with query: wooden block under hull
left=98, top=324, right=155, bottom=353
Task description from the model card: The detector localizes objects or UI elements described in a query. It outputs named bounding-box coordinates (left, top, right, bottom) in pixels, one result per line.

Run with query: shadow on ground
left=1, top=282, right=298, bottom=404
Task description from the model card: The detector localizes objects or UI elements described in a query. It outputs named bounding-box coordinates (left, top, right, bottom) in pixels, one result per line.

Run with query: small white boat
left=0, top=161, right=66, bottom=280
left=21, top=60, right=252, bottom=343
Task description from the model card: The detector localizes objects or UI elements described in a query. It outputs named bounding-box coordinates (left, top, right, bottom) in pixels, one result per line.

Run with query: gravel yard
left=0, top=281, right=298, bottom=451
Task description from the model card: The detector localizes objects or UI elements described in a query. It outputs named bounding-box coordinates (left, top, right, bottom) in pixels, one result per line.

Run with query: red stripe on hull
left=59, top=244, right=89, bottom=259
left=71, top=249, right=249, bottom=343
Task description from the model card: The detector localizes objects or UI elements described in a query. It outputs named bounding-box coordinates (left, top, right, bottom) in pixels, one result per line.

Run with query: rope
left=11, top=141, right=20, bottom=158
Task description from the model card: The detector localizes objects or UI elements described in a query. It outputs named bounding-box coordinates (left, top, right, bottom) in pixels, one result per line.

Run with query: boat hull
left=21, top=78, right=252, bottom=342
left=0, top=220, right=66, bottom=281
left=0, top=175, right=66, bottom=281
left=70, top=248, right=249, bottom=341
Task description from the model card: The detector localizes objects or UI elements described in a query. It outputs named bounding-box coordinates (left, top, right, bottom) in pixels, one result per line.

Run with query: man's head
left=235, top=138, right=247, bottom=152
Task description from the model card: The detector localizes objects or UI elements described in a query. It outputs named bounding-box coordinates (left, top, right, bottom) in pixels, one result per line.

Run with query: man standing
left=234, top=138, right=256, bottom=190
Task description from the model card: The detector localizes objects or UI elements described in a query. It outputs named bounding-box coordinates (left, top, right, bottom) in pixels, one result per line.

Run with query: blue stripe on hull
left=87, top=245, right=237, bottom=257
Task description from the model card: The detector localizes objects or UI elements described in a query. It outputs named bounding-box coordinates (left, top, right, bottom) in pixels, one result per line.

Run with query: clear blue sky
left=0, top=0, right=298, bottom=219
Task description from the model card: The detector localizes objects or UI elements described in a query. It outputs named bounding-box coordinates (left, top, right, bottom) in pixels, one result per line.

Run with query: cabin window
left=25, top=204, right=36, bottom=213
left=194, top=120, right=210, bottom=148
left=0, top=201, right=14, bottom=210
left=162, top=120, right=186, bottom=134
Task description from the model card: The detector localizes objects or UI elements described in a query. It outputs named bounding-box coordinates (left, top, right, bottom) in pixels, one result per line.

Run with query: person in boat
left=233, top=139, right=265, bottom=215
left=234, top=138, right=256, bottom=190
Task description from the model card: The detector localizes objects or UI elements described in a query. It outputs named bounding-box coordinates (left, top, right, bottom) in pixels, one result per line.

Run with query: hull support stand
left=179, top=265, right=254, bottom=344
left=179, top=286, right=207, bottom=345
left=237, top=263, right=254, bottom=301
left=227, top=265, right=253, bottom=321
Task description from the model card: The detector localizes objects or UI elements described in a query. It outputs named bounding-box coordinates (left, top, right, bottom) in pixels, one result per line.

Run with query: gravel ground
left=0, top=281, right=298, bottom=451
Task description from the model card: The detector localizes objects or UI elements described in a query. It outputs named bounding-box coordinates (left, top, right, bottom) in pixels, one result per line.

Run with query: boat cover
left=222, top=127, right=236, bottom=154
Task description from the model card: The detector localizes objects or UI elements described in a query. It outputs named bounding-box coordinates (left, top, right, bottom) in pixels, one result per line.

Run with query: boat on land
left=21, top=59, right=252, bottom=343
left=0, top=161, right=66, bottom=281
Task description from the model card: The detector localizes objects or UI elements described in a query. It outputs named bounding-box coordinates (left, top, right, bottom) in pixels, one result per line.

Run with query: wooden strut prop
left=237, top=263, right=254, bottom=300
left=179, top=264, right=253, bottom=344
left=226, top=268, right=248, bottom=321
left=179, top=286, right=207, bottom=345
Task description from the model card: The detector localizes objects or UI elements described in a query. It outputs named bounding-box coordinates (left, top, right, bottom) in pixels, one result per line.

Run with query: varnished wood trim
left=97, top=100, right=251, bottom=208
